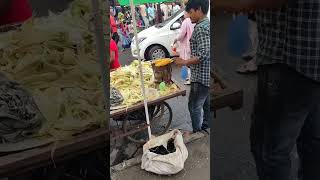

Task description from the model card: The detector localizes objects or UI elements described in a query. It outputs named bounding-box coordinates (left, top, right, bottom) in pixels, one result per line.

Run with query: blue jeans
left=251, top=64, right=320, bottom=180
left=188, top=82, right=210, bottom=132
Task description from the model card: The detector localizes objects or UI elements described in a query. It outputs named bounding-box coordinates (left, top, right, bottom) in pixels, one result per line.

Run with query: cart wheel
left=123, top=101, right=173, bottom=144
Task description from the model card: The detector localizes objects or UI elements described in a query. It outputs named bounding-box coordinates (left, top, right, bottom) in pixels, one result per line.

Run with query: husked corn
left=154, top=58, right=173, bottom=67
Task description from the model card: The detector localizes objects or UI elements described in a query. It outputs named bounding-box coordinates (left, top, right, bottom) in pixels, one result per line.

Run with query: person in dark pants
left=215, top=0, right=320, bottom=180
left=174, top=0, right=210, bottom=134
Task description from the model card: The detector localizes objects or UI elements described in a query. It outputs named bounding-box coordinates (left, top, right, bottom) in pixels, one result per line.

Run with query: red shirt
left=110, top=15, right=117, bottom=33
left=0, top=0, right=32, bottom=26
left=110, top=39, right=120, bottom=69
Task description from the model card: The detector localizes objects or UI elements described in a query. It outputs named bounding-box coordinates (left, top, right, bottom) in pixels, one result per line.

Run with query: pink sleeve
left=176, top=20, right=188, bottom=41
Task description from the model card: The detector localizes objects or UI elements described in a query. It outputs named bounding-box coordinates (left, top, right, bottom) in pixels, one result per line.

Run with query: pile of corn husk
left=0, top=0, right=107, bottom=140
left=110, top=60, right=178, bottom=107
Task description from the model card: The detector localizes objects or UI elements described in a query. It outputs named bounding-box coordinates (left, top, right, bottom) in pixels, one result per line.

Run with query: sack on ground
left=141, top=129, right=188, bottom=175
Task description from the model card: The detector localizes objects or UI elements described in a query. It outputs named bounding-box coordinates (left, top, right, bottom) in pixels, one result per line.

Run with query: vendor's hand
left=174, top=57, right=185, bottom=66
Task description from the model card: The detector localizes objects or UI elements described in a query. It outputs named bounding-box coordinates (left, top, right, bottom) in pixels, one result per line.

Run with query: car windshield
left=155, top=9, right=184, bottom=28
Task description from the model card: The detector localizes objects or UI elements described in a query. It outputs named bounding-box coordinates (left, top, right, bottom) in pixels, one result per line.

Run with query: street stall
left=0, top=0, right=109, bottom=178
left=110, top=59, right=186, bottom=143
left=110, top=0, right=185, bottom=145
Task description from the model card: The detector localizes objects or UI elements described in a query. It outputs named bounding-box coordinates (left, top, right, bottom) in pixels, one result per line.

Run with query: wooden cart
left=110, top=80, right=186, bottom=144
left=0, top=128, right=108, bottom=178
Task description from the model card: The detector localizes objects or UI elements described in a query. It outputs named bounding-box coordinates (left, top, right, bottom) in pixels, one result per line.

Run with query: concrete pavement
left=212, top=14, right=258, bottom=180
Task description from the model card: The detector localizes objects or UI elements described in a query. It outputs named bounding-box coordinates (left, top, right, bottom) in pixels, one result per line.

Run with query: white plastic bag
left=141, top=129, right=188, bottom=175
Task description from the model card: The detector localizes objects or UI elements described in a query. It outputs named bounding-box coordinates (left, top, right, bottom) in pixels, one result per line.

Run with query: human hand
left=174, top=57, right=185, bottom=66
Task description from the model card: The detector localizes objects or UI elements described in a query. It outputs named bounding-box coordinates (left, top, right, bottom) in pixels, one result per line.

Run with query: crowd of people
left=109, top=1, right=183, bottom=71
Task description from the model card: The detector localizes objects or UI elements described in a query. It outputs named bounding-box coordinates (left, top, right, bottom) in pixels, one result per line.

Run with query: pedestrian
left=139, top=4, right=149, bottom=28
left=117, top=7, right=125, bottom=24
left=174, top=0, right=210, bottom=134
left=119, top=21, right=131, bottom=51
left=110, top=37, right=121, bottom=70
left=215, top=1, right=320, bottom=180
left=167, top=2, right=173, bottom=17
left=173, top=11, right=195, bottom=85
left=160, top=3, right=169, bottom=21
left=125, top=11, right=131, bottom=23
left=236, top=13, right=258, bottom=74
left=172, top=2, right=181, bottom=14
left=147, top=4, right=156, bottom=26
left=110, top=7, right=119, bottom=44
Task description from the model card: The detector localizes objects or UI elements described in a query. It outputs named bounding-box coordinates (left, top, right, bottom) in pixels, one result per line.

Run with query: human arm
left=110, top=50, right=115, bottom=64
left=174, top=26, right=210, bottom=66
left=174, top=56, right=200, bottom=66
left=214, top=0, right=288, bottom=13
left=175, top=20, right=188, bottom=43
left=110, top=40, right=117, bottom=64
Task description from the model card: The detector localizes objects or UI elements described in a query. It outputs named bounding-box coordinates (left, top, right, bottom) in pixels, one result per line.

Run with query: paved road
left=212, top=14, right=258, bottom=180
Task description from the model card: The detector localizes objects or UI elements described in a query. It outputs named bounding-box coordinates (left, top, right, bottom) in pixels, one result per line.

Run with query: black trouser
left=250, top=64, right=320, bottom=180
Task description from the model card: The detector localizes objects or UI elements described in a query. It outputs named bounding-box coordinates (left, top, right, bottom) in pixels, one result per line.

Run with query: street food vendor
left=0, top=0, right=32, bottom=27
left=174, top=0, right=210, bottom=134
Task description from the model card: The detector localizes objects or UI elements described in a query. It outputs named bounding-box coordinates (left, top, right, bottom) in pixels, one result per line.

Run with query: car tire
left=146, top=45, right=168, bottom=60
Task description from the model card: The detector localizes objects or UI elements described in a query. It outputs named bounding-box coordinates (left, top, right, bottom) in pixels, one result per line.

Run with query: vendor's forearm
left=184, top=57, right=200, bottom=65
left=214, top=0, right=287, bottom=12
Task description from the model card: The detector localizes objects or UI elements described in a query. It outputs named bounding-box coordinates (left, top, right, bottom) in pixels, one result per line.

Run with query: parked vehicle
left=131, top=9, right=210, bottom=60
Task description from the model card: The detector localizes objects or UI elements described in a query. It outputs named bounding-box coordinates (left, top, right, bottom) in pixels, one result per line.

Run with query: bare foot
left=182, top=131, right=192, bottom=138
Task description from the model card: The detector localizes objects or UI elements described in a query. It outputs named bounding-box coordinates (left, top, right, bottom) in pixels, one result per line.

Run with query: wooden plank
left=110, top=79, right=186, bottom=118
left=0, top=128, right=108, bottom=177
left=110, top=124, right=149, bottom=140
left=211, top=71, right=243, bottom=111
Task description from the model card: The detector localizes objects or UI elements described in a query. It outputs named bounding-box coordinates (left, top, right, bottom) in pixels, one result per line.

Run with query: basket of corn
left=151, top=58, right=174, bottom=84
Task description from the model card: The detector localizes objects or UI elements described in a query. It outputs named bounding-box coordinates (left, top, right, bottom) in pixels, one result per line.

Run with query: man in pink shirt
left=174, top=11, right=195, bottom=85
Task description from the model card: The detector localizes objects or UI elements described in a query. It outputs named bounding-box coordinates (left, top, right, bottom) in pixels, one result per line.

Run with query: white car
left=131, top=9, right=210, bottom=60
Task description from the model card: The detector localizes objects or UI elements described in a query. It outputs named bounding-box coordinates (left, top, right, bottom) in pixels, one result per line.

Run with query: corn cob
left=154, top=58, right=173, bottom=67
